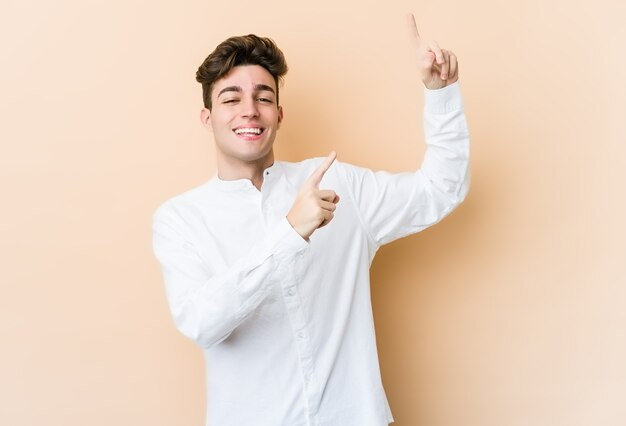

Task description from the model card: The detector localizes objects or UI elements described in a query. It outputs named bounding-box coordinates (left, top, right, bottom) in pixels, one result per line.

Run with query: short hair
left=196, top=34, right=288, bottom=110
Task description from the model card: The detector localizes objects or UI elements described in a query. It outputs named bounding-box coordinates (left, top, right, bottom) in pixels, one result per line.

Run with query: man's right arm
left=153, top=155, right=340, bottom=349
left=152, top=204, right=307, bottom=349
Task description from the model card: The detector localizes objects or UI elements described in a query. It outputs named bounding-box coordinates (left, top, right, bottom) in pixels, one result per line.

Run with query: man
left=153, top=14, right=469, bottom=426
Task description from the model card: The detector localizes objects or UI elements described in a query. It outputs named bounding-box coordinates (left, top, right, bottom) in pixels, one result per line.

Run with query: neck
left=216, top=152, right=274, bottom=190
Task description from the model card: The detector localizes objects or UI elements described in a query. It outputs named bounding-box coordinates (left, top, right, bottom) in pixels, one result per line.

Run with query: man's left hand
left=407, top=13, right=459, bottom=90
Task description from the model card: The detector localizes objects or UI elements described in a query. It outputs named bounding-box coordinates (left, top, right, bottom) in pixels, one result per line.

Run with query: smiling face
left=201, top=65, right=283, bottom=178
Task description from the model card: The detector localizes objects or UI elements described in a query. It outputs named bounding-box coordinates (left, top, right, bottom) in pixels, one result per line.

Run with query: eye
left=223, top=98, right=239, bottom=104
left=257, top=97, right=273, bottom=103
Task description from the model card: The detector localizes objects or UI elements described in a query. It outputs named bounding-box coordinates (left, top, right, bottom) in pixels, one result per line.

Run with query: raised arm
left=337, top=14, right=470, bottom=247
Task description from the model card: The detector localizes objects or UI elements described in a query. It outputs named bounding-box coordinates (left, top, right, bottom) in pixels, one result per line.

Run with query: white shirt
left=152, top=82, right=470, bottom=426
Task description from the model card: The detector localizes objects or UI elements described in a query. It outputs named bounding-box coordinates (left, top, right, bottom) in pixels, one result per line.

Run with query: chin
left=232, top=148, right=274, bottom=164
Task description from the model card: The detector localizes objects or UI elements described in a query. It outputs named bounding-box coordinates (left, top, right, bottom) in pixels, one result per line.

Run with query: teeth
left=235, top=127, right=262, bottom=135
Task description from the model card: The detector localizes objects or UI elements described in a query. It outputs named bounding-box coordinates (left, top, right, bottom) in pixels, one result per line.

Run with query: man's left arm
left=335, top=14, right=470, bottom=247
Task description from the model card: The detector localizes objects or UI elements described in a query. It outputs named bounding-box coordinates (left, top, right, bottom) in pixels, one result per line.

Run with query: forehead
left=213, top=65, right=277, bottom=96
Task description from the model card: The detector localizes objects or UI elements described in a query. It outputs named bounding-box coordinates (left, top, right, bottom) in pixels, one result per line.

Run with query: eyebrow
left=217, top=84, right=276, bottom=98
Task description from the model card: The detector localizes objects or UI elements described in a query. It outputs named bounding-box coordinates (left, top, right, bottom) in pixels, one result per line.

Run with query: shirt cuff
left=424, top=82, right=464, bottom=114
left=270, top=216, right=309, bottom=257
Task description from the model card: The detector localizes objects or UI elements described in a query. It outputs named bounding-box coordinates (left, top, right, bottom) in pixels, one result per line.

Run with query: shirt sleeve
left=336, top=82, right=470, bottom=247
left=152, top=204, right=308, bottom=349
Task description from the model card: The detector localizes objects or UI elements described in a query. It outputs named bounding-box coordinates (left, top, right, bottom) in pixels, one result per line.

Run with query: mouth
left=233, top=127, right=265, bottom=138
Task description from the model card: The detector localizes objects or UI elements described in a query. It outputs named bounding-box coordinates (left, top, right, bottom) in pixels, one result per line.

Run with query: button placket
left=281, top=279, right=320, bottom=420
left=260, top=169, right=277, bottom=224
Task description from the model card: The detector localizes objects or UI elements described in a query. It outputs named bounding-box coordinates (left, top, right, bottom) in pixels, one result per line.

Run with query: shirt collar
left=212, top=162, right=285, bottom=192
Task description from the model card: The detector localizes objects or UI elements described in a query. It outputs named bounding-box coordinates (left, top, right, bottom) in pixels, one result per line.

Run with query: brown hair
left=196, top=34, right=288, bottom=110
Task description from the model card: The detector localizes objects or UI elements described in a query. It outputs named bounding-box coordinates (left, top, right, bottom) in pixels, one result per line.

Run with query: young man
left=153, top=14, right=470, bottom=426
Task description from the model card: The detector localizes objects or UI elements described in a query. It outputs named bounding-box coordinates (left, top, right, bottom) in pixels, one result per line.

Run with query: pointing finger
left=307, top=151, right=337, bottom=187
left=406, top=13, right=421, bottom=46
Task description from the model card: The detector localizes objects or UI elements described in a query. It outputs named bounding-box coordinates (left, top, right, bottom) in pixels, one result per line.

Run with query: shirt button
left=297, top=332, right=304, bottom=339
left=287, top=289, right=294, bottom=296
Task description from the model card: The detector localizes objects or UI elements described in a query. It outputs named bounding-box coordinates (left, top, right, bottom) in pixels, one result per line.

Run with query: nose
left=240, top=97, right=259, bottom=118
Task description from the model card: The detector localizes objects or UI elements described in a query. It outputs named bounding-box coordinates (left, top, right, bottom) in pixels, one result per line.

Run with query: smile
left=234, top=127, right=264, bottom=135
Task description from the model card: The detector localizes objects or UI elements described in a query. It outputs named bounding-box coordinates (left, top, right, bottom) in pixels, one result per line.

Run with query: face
left=201, top=65, right=283, bottom=173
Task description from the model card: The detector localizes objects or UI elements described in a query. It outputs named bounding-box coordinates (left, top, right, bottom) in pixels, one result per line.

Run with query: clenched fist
left=287, top=152, right=340, bottom=240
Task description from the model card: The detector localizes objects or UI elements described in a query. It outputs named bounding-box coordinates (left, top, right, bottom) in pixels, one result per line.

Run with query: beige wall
left=1, top=0, right=624, bottom=425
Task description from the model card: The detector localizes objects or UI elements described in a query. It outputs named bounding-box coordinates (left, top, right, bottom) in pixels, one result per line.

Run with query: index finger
left=406, top=13, right=421, bottom=44
left=308, top=151, right=337, bottom=186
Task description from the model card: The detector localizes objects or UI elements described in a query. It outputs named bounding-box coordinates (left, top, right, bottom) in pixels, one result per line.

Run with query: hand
left=287, top=152, right=340, bottom=240
left=407, top=13, right=459, bottom=90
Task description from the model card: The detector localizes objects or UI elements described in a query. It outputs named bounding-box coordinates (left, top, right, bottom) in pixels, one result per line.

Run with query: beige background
left=1, top=0, right=624, bottom=425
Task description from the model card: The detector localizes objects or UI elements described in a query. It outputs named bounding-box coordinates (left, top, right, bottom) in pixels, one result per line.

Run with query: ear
left=200, top=108, right=212, bottom=130
left=277, top=105, right=284, bottom=129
